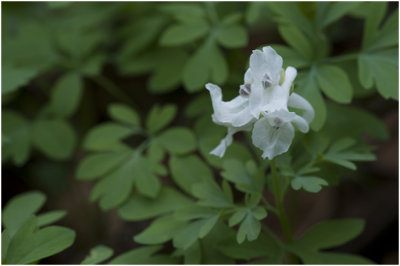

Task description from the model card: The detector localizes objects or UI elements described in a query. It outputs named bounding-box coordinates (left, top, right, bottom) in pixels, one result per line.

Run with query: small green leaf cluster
left=2, top=191, right=75, bottom=264
left=268, top=2, right=398, bottom=130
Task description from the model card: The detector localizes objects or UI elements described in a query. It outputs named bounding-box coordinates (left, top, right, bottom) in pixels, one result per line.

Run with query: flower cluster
left=206, top=46, right=314, bottom=160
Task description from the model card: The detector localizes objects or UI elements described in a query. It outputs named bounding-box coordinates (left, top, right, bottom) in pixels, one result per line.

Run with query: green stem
left=270, top=158, right=293, bottom=243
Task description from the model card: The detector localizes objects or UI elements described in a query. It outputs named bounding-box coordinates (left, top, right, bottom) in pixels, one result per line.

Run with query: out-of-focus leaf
left=76, top=151, right=131, bottom=180
left=118, top=187, right=192, bottom=221
left=108, top=103, right=141, bottom=127
left=148, top=49, right=188, bottom=93
left=156, top=127, right=196, bottom=155
left=278, top=25, right=312, bottom=59
left=32, top=119, right=76, bottom=160
left=134, top=215, right=186, bottom=245
left=316, top=65, right=352, bottom=103
left=81, top=245, right=113, bottom=265
left=216, top=25, right=248, bottom=48
left=37, top=210, right=67, bottom=227
left=296, top=70, right=326, bottom=131
left=2, top=111, right=31, bottom=165
left=272, top=45, right=309, bottom=68
left=159, top=3, right=206, bottom=24
left=2, top=191, right=46, bottom=237
left=83, top=122, right=133, bottom=152
left=7, top=225, right=75, bottom=264
left=170, top=155, right=213, bottom=194
left=358, top=48, right=398, bottom=100
left=316, top=2, right=361, bottom=28
left=48, top=73, right=83, bottom=118
left=160, top=22, right=209, bottom=46
left=146, top=104, right=177, bottom=135
left=183, top=40, right=228, bottom=92
left=109, top=245, right=179, bottom=264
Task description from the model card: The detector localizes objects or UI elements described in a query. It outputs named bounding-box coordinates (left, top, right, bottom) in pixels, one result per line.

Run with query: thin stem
left=270, top=158, right=293, bottom=243
left=261, top=197, right=278, bottom=215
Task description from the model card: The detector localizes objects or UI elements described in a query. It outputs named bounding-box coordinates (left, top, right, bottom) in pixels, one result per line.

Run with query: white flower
left=205, top=46, right=314, bottom=159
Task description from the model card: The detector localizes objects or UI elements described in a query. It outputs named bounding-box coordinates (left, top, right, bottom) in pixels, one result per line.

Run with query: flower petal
left=210, top=126, right=250, bottom=157
left=292, top=115, right=309, bottom=133
left=288, top=92, right=315, bottom=124
left=252, top=116, right=294, bottom=160
left=206, top=83, right=254, bottom=127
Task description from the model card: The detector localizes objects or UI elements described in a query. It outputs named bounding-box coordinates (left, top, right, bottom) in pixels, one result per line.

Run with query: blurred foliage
left=2, top=2, right=398, bottom=264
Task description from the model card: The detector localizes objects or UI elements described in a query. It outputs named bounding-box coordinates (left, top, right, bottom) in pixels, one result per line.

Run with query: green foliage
left=287, top=219, right=373, bottom=264
left=2, top=2, right=396, bottom=264
left=2, top=191, right=75, bottom=264
left=81, top=245, right=114, bottom=264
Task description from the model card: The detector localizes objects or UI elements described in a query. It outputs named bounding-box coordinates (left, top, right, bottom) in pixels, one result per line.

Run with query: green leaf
left=76, top=151, right=131, bottom=180
left=2, top=64, right=37, bottom=95
left=83, top=122, right=133, bottom=152
left=198, top=215, right=220, bottom=238
left=301, top=251, right=374, bottom=264
left=218, top=233, right=283, bottom=261
left=108, top=103, right=140, bottom=127
left=245, top=2, right=263, bottom=25
left=157, top=127, right=196, bottom=155
left=134, top=156, right=161, bottom=198
left=192, top=181, right=234, bottom=208
left=109, top=245, right=178, bottom=264
left=81, top=245, right=114, bottom=264
left=160, top=3, right=206, bottom=24
left=221, top=159, right=260, bottom=193
left=294, top=219, right=365, bottom=250
left=32, top=119, right=76, bottom=160
left=2, top=230, right=11, bottom=263
left=174, top=205, right=218, bottom=221
left=49, top=73, right=83, bottom=118
left=118, top=187, right=192, bottom=221
left=169, top=155, right=213, bottom=194
left=183, top=41, right=228, bottom=92
left=7, top=226, right=75, bottom=264
left=296, top=70, right=326, bottom=131
left=160, top=23, right=209, bottom=46
left=90, top=157, right=137, bottom=210
left=367, top=10, right=398, bottom=51
left=316, top=65, right=352, bottom=103
left=173, top=220, right=205, bottom=250
left=362, top=2, right=388, bottom=48
left=358, top=49, right=398, bottom=100
left=2, top=111, right=31, bottom=165
left=216, top=25, right=248, bottom=48
left=228, top=209, right=247, bottom=227
left=291, top=176, right=328, bottom=193
left=37, top=210, right=67, bottom=227
left=268, top=2, right=314, bottom=39
left=148, top=49, right=188, bottom=93
left=146, top=104, right=177, bottom=135
left=134, top=215, right=186, bottom=245
left=322, top=138, right=376, bottom=170
left=324, top=103, right=389, bottom=140
left=272, top=45, right=309, bottom=68
left=278, top=25, right=312, bottom=59
left=237, top=211, right=261, bottom=244
left=2, top=191, right=46, bottom=237
left=317, top=2, right=361, bottom=28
